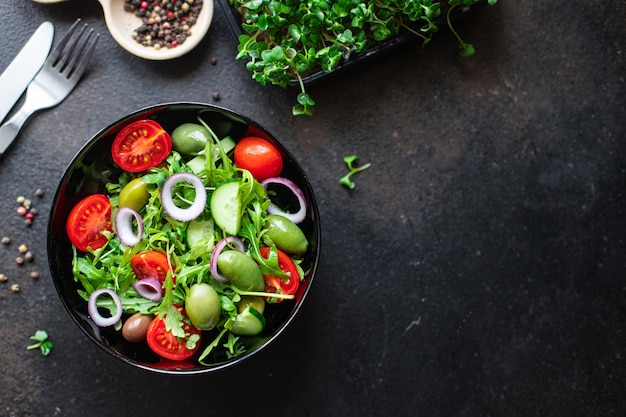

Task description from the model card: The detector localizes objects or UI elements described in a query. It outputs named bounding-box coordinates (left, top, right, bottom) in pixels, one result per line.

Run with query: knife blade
left=0, top=21, right=54, bottom=124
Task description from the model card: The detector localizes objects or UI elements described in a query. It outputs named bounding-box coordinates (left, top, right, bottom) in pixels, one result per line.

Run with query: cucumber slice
left=231, top=306, right=266, bottom=336
left=214, top=136, right=236, bottom=158
left=187, top=137, right=236, bottom=175
left=186, top=155, right=206, bottom=175
left=186, top=218, right=215, bottom=249
left=210, top=181, right=241, bottom=235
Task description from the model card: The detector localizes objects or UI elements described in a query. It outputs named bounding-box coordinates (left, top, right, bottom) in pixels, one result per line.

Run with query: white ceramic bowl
left=98, top=0, right=213, bottom=60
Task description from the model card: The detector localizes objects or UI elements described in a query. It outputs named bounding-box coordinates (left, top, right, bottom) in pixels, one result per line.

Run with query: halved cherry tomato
left=259, top=247, right=300, bottom=303
left=146, top=307, right=201, bottom=361
left=130, top=250, right=173, bottom=284
left=111, top=119, right=172, bottom=173
left=234, top=136, right=283, bottom=181
left=66, top=194, right=113, bottom=252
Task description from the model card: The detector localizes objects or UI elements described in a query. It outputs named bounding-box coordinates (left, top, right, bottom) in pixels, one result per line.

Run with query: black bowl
left=47, top=102, right=321, bottom=374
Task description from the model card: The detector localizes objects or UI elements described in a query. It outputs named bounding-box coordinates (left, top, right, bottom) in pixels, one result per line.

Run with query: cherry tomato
left=111, top=119, right=172, bottom=173
left=146, top=308, right=201, bottom=361
left=66, top=194, right=113, bottom=252
left=234, top=136, right=283, bottom=181
left=259, top=247, right=300, bottom=303
left=130, top=251, right=173, bottom=284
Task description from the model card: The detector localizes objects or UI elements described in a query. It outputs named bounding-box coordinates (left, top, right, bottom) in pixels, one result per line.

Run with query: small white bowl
left=97, top=0, right=213, bottom=60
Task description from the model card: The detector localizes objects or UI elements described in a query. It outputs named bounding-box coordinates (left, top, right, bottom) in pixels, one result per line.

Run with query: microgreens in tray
left=228, top=0, right=498, bottom=116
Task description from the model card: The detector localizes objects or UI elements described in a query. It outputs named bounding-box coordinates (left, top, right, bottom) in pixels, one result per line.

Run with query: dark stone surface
left=0, top=1, right=624, bottom=416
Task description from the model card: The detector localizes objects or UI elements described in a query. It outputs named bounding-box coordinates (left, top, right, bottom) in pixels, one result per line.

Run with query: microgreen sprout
left=340, top=155, right=371, bottom=189
left=230, top=0, right=497, bottom=115
left=27, top=330, right=53, bottom=356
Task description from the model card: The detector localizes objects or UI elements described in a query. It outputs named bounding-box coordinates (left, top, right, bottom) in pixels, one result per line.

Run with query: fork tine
left=47, top=19, right=82, bottom=66
left=57, top=24, right=88, bottom=75
left=61, top=27, right=95, bottom=79
left=68, top=32, right=99, bottom=82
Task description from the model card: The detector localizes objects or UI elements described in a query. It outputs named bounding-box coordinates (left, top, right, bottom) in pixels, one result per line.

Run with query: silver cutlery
left=0, top=21, right=54, bottom=124
left=0, top=19, right=99, bottom=158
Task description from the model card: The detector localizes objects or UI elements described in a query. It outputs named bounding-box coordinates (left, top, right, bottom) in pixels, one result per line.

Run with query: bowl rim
left=47, top=101, right=321, bottom=374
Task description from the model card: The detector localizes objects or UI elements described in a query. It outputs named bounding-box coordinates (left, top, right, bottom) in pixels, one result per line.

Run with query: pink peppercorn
left=140, top=1, right=149, bottom=9
left=17, top=206, right=27, bottom=216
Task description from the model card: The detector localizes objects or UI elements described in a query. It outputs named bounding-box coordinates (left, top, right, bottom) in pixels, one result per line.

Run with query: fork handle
left=0, top=105, right=35, bottom=158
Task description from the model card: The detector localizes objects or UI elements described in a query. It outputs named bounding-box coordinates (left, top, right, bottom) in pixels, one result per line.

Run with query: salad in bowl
left=47, top=103, right=320, bottom=373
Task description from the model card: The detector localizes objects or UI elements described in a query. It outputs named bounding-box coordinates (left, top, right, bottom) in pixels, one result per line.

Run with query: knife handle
left=0, top=106, right=33, bottom=158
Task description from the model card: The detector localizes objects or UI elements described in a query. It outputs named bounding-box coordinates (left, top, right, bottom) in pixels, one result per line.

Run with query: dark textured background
left=0, top=1, right=624, bottom=416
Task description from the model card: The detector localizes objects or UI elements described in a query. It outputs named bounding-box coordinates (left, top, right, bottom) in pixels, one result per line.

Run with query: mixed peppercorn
left=124, top=0, right=204, bottom=50
left=1, top=189, right=45, bottom=293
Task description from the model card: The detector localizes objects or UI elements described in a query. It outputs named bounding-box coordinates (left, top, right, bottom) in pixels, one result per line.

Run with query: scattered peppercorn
left=18, top=244, right=28, bottom=254
left=2, top=237, right=10, bottom=245
left=16, top=257, right=24, bottom=265
left=0, top=274, right=7, bottom=282
left=212, top=92, right=220, bottom=101
left=11, top=284, right=19, bottom=292
left=30, top=271, right=40, bottom=280
left=24, top=252, right=34, bottom=262
left=210, top=56, right=217, bottom=65
left=16, top=194, right=39, bottom=225
left=34, top=188, right=44, bottom=197
left=124, top=0, right=204, bottom=50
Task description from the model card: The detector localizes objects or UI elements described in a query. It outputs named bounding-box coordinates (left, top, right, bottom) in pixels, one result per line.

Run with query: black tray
left=218, top=0, right=487, bottom=84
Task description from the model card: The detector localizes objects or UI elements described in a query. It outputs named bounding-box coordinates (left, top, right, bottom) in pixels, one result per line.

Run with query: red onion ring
left=115, top=206, right=144, bottom=247
left=161, top=172, right=207, bottom=222
left=210, top=236, right=245, bottom=283
left=88, top=288, right=123, bottom=327
left=261, top=177, right=307, bottom=224
left=132, top=277, right=163, bottom=301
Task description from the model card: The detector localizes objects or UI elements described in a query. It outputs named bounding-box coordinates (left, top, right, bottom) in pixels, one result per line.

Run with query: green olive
left=118, top=177, right=149, bottom=212
left=185, top=283, right=221, bottom=330
left=121, top=313, right=152, bottom=342
left=264, top=214, right=308, bottom=254
left=217, top=251, right=264, bottom=291
left=171, top=123, right=210, bottom=155
left=238, top=295, right=265, bottom=314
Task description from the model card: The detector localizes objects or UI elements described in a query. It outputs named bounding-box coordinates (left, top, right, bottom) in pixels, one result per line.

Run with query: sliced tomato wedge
left=111, top=119, right=172, bottom=173
left=66, top=194, right=113, bottom=252
left=146, top=307, right=201, bottom=361
left=259, top=247, right=300, bottom=303
left=130, top=250, right=174, bottom=284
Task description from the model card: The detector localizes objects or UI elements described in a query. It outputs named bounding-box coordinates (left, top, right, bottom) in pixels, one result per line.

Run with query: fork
left=0, top=19, right=99, bottom=158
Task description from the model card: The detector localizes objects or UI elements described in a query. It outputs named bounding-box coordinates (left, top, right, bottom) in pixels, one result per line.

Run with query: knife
left=0, top=21, right=54, bottom=124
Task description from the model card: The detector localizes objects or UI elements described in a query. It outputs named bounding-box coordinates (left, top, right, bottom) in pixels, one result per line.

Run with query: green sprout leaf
left=459, top=42, right=475, bottom=57
left=339, top=155, right=371, bottom=189
left=27, top=330, right=53, bottom=356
